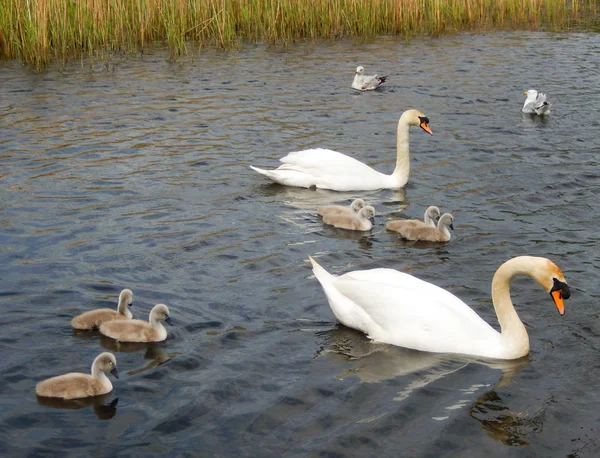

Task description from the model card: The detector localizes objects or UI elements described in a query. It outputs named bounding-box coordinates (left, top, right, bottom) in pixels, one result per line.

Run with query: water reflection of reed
left=37, top=393, right=119, bottom=420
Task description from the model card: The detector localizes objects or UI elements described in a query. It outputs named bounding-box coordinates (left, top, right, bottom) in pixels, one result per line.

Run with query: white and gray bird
left=351, top=65, right=387, bottom=91
left=522, top=89, right=551, bottom=115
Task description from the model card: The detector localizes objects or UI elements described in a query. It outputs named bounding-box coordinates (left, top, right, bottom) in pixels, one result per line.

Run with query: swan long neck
left=118, top=298, right=132, bottom=318
left=91, top=361, right=111, bottom=388
left=150, top=312, right=166, bottom=332
left=491, top=258, right=533, bottom=355
left=392, top=116, right=411, bottom=185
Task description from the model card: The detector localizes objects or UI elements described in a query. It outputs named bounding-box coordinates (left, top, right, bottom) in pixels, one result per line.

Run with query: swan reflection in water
left=99, top=335, right=176, bottom=376
left=315, top=325, right=535, bottom=446
left=36, top=393, right=119, bottom=420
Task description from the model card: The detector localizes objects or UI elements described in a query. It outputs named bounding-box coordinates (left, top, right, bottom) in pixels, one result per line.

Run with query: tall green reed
left=0, top=0, right=597, bottom=69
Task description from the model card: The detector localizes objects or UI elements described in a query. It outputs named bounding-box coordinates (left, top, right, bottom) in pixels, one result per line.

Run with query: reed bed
left=1, top=0, right=597, bottom=69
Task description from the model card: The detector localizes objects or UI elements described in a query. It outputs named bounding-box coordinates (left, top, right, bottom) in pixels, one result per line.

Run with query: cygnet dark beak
left=165, top=316, right=174, bottom=326
left=128, top=302, right=133, bottom=308
left=449, top=223, right=455, bottom=230
left=110, top=367, right=119, bottom=379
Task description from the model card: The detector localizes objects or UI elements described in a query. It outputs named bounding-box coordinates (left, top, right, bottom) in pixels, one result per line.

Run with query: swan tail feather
left=309, top=256, right=334, bottom=283
left=249, top=165, right=270, bottom=177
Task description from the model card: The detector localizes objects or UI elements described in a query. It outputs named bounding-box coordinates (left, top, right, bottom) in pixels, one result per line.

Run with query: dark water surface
left=1, top=33, right=600, bottom=457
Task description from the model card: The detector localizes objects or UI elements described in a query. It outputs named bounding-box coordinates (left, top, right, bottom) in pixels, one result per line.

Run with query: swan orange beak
left=551, top=290, right=565, bottom=315
left=549, top=279, right=570, bottom=316
left=420, top=122, right=433, bottom=135
left=523, top=91, right=528, bottom=96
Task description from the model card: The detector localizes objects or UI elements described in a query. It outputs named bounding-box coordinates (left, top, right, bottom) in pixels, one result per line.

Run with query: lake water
left=1, top=32, right=600, bottom=457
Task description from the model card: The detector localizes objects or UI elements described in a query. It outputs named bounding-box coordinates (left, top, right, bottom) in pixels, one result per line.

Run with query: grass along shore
left=1, top=0, right=598, bottom=69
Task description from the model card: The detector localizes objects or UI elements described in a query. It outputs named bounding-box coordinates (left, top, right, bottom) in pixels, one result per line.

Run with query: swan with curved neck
left=250, top=109, right=433, bottom=191
left=71, top=288, right=134, bottom=330
left=386, top=205, right=440, bottom=232
left=36, top=352, right=119, bottom=399
left=99, top=304, right=173, bottom=343
left=309, top=256, right=570, bottom=360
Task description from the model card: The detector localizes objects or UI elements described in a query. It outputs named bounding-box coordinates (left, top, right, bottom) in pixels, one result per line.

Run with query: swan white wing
left=276, top=148, right=388, bottom=190
left=331, top=268, right=500, bottom=354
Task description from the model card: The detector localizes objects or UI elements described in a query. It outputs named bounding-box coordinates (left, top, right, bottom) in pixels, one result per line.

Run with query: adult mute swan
left=522, top=89, right=551, bottom=115
left=36, top=352, right=118, bottom=399
left=71, top=288, right=133, bottom=330
left=352, top=65, right=387, bottom=91
left=309, top=256, right=570, bottom=360
left=250, top=109, right=433, bottom=191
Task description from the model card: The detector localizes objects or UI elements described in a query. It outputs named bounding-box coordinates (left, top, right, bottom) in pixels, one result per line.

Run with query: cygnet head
left=119, top=289, right=133, bottom=309
left=351, top=199, right=366, bottom=212
left=425, top=206, right=441, bottom=222
left=151, top=304, right=173, bottom=326
left=360, top=206, right=376, bottom=224
left=438, top=213, right=454, bottom=231
left=355, top=65, right=364, bottom=74
left=94, top=352, right=119, bottom=379
left=401, top=109, right=433, bottom=135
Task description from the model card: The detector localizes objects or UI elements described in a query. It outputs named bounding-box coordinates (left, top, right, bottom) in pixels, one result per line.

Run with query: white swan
left=386, top=205, right=440, bottom=232
left=250, top=109, right=433, bottom=191
left=351, top=65, right=387, bottom=91
left=322, top=205, right=375, bottom=231
left=522, top=89, right=551, bottom=115
left=99, top=304, right=173, bottom=343
left=36, top=352, right=118, bottom=399
left=71, top=288, right=133, bottom=330
left=317, top=198, right=365, bottom=217
left=309, top=256, right=570, bottom=360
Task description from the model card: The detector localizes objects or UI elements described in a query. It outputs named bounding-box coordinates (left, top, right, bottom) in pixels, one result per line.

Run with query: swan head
left=119, top=289, right=134, bottom=309
left=350, top=198, right=366, bottom=212
left=355, top=66, right=364, bottom=75
left=360, top=206, right=376, bottom=224
left=438, top=213, right=454, bottom=230
left=151, top=303, right=173, bottom=326
left=425, top=206, right=441, bottom=223
left=401, top=109, right=433, bottom=135
left=93, top=352, right=119, bottom=379
left=541, top=260, right=570, bottom=315
left=523, top=89, right=538, bottom=99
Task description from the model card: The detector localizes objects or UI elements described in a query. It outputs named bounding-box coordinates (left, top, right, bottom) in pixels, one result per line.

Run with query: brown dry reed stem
left=0, top=0, right=597, bottom=70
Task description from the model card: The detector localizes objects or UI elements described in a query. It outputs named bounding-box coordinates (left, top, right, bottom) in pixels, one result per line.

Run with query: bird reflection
left=37, top=393, right=119, bottom=420
left=468, top=387, right=540, bottom=446
left=99, top=336, right=176, bottom=376
left=316, top=325, right=532, bottom=441
left=255, top=182, right=406, bottom=208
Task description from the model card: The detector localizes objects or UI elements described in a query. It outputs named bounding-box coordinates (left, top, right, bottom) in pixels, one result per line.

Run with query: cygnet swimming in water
left=394, top=213, right=454, bottom=242
left=99, top=304, right=173, bottom=343
left=386, top=205, right=440, bottom=234
left=35, top=352, right=118, bottom=399
left=322, top=205, right=375, bottom=231
left=317, top=198, right=365, bottom=217
left=71, top=289, right=133, bottom=330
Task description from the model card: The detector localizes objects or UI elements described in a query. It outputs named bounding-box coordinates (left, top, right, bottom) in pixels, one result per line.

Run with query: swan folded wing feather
left=71, top=309, right=125, bottom=329
left=36, top=373, right=108, bottom=399
left=277, top=148, right=389, bottom=190
left=100, top=319, right=159, bottom=342
left=331, top=269, right=499, bottom=354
